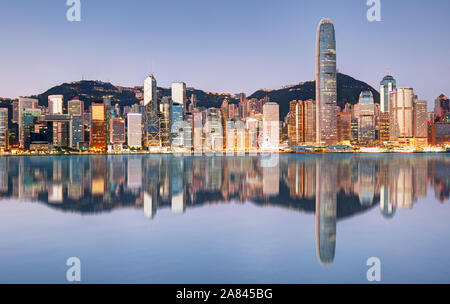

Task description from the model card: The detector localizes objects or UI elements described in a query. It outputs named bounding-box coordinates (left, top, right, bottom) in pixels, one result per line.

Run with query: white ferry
left=392, top=147, right=415, bottom=153
left=360, top=147, right=386, bottom=153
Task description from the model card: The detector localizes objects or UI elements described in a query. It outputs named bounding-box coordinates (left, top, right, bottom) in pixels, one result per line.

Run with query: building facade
left=316, top=18, right=337, bottom=145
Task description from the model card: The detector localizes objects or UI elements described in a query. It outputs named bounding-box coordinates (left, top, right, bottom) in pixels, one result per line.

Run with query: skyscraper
left=337, top=112, right=352, bottom=143
left=304, top=99, right=316, bottom=143
left=287, top=100, right=305, bottom=146
left=389, top=88, right=414, bottom=144
left=18, top=97, right=39, bottom=148
left=127, top=113, right=142, bottom=148
left=90, top=103, right=107, bottom=151
left=68, top=99, right=84, bottom=149
left=110, top=118, right=126, bottom=145
left=413, top=99, right=428, bottom=146
left=144, top=74, right=157, bottom=114
left=316, top=18, right=337, bottom=145
left=159, top=99, right=171, bottom=148
left=48, top=95, right=63, bottom=114
left=380, top=75, right=396, bottom=113
left=0, top=108, right=8, bottom=151
left=172, top=82, right=187, bottom=116
left=358, top=91, right=376, bottom=143
left=262, top=102, right=280, bottom=151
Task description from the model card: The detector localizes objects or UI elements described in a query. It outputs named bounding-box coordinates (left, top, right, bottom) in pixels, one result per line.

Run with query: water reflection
left=0, top=154, right=449, bottom=266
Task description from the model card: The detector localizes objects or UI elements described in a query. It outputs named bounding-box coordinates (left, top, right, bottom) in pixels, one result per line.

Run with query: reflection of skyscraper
left=263, top=162, right=280, bottom=196
left=316, top=19, right=337, bottom=145
left=127, top=158, right=142, bottom=189
left=144, top=191, right=157, bottom=219
left=315, top=157, right=337, bottom=265
left=380, top=185, right=396, bottom=219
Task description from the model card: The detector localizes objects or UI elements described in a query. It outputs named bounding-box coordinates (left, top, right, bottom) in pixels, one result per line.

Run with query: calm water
left=0, top=153, right=449, bottom=283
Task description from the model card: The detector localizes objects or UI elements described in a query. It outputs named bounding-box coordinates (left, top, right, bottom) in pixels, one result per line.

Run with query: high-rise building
left=316, top=18, right=337, bottom=145
left=358, top=91, right=376, bottom=143
left=21, top=108, right=41, bottom=149
left=48, top=95, right=63, bottom=114
left=0, top=108, right=8, bottom=151
left=262, top=102, right=280, bottom=151
left=337, top=112, right=352, bottom=143
left=389, top=88, right=414, bottom=144
left=68, top=99, right=84, bottom=115
left=304, top=99, right=316, bottom=143
left=90, top=103, right=107, bottom=151
left=159, top=99, right=171, bottom=148
left=183, top=113, right=193, bottom=151
left=413, top=99, right=428, bottom=146
left=380, top=75, right=396, bottom=113
left=127, top=113, right=142, bottom=148
left=110, top=118, right=126, bottom=145
left=144, top=74, right=158, bottom=114
left=204, top=108, right=223, bottom=152
left=18, top=97, right=39, bottom=148
left=379, top=113, right=390, bottom=143
left=287, top=100, right=304, bottom=146
left=193, top=110, right=203, bottom=153
left=67, top=99, right=84, bottom=148
left=434, top=94, right=449, bottom=122
left=170, top=102, right=184, bottom=149
left=172, top=82, right=187, bottom=116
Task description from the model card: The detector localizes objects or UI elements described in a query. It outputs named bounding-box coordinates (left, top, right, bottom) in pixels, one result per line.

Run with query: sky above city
left=0, top=0, right=449, bottom=110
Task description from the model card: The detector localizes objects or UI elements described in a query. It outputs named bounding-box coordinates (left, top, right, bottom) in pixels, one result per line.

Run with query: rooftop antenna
left=387, top=66, right=391, bottom=75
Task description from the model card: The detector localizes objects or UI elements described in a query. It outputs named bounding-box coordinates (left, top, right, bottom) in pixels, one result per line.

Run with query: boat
left=360, top=147, right=386, bottom=153
left=391, top=147, right=415, bottom=153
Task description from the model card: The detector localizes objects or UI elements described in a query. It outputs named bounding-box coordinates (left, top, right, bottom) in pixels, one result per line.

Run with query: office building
left=127, top=113, right=142, bottom=148
left=90, top=103, right=107, bottom=151
left=337, top=112, right=352, bottom=143
left=413, top=99, right=428, bottom=146
left=172, top=82, right=187, bottom=116
left=316, top=18, right=337, bottom=145
left=48, top=95, right=63, bottom=114
left=262, top=102, right=279, bottom=151
left=0, top=108, right=8, bottom=150
left=389, top=88, right=414, bottom=144
left=358, top=91, right=376, bottom=143
left=380, top=75, right=396, bottom=113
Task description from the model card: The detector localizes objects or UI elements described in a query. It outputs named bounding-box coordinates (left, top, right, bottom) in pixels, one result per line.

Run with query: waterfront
left=0, top=154, right=449, bottom=283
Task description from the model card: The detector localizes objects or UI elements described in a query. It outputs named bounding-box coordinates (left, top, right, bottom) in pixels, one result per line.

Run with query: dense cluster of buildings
left=286, top=19, right=450, bottom=150
left=0, top=18, right=448, bottom=154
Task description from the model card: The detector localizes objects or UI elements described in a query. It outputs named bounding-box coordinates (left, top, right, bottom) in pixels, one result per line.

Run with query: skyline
left=0, top=1, right=449, bottom=111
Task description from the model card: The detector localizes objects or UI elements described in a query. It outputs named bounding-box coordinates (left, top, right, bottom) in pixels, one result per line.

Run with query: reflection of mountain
left=0, top=154, right=448, bottom=217
left=1, top=154, right=449, bottom=267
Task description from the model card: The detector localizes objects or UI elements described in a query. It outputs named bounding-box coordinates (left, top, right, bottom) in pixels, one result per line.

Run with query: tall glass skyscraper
left=315, top=19, right=337, bottom=145
left=380, top=75, right=396, bottom=113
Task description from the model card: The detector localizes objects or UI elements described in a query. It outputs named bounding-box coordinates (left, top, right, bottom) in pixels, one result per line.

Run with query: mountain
left=30, top=80, right=237, bottom=111
left=26, top=73, right=379, bottom=119
left=249, top=73, right=380, bottom=119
